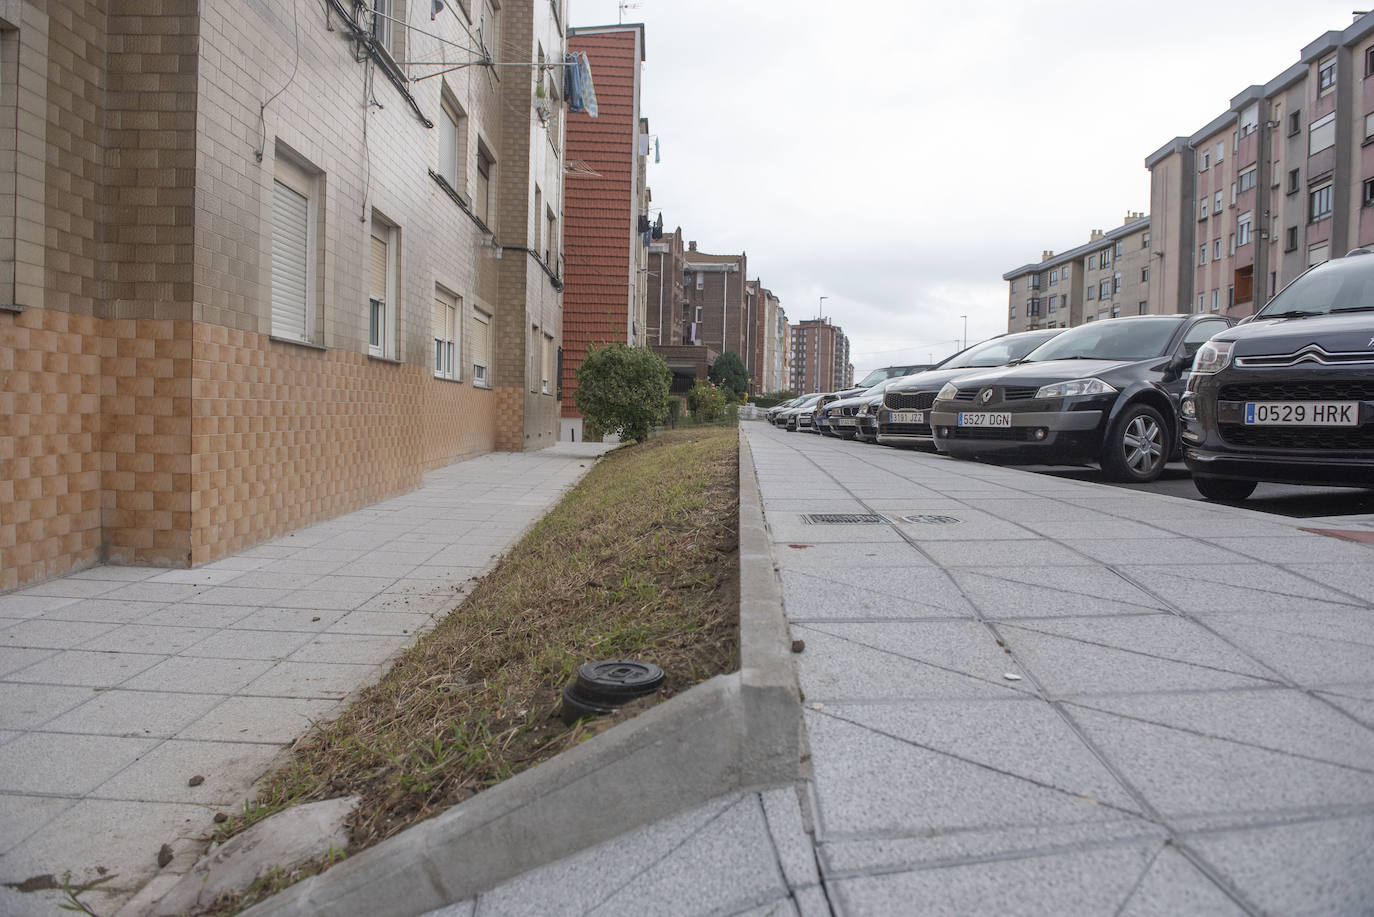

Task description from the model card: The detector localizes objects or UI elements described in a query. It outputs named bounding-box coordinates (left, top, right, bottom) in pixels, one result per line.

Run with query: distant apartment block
left=757, top=286, right=788, bottom=394
left=1004, top=215, right=1152, bottom=332
left=560, top=23, right=651, bottom=442
left=0, top=0, right=565, bottom=591
left=788, top=317, right=850, bottom=393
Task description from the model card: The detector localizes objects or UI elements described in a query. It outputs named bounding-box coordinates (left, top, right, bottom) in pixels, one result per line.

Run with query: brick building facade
left=1, top=0, right=565, bottom=591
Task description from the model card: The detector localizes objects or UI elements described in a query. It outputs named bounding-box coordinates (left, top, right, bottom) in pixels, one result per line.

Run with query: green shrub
left=686, top=380, right=728, bottom=422
left=708, top=351, right=749, bottom=398
left=575, top=344, right=672, bottom=443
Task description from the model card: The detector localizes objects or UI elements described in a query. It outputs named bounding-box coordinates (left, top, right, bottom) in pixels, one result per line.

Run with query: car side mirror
left=1169, top=353, right=1192, bottom=376
left=1236, top=315, right=1254, bottom=325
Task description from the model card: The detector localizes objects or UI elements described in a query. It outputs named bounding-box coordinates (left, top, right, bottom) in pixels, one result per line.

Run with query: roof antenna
left=618, top=1, right=641, bottom=23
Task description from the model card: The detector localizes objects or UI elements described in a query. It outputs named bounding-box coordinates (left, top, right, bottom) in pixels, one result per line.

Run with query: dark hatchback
left=1181, top=251, right=1374, bottom=500
left=929, top=314, right=1233, bottom=482
left=876, top=329, right=1064, bottom=449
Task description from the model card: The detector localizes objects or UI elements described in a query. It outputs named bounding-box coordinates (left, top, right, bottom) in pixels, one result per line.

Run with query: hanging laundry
left=565, top=52, right=600, bottom=117
left=652, top=213, right=663, bottom=240
left=577, top=52, right=598, bottom=118
left=654, top=137, right=660, bottom=164
left=638, top=215, right=651, bottom=234
left=430, top=0, right=444, bottom=19
left=639, top=134, right=651, bottom=156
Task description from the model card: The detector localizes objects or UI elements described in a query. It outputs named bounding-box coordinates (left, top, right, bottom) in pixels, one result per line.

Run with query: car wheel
left=1192, top=475, right=1258, bottom=502
left=1101, top=403, right=1168, bottom=483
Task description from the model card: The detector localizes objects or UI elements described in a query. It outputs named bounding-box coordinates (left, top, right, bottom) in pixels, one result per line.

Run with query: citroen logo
left=980, top=388, right=995, bottom=404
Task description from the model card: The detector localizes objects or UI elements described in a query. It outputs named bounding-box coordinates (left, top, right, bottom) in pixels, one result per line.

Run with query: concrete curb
left=241, top=429, right=800, bottom=917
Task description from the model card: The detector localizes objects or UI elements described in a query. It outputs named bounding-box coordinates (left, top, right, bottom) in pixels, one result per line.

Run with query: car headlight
left=1180, top=394, right=1197, bottom=419
left=1035, top=378, right=1117, bottom=399
left=1192, top=339, right=1235, bottom=374
left=936, top=382, right=959, bottom=400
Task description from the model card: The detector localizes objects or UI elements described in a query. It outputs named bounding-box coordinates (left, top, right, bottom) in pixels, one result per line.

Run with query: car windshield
left=1256, top=255, right=1374, bottom=318
left=940, top=331, right=1061, bottom=368
left=1021, top=318, right=1181, bottom=362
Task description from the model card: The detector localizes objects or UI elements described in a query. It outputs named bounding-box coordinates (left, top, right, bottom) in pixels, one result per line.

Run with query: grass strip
left=204, top=426, right=740, bottom=912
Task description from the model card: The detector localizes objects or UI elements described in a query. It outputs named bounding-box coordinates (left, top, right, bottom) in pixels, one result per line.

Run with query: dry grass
left=202, top=426, right=739, bottom=913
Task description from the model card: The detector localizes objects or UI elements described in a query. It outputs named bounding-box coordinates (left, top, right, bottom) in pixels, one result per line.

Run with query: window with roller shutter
left=270, top=153, right=319, bottom=343
left=472, top=308, right=492, bottom=387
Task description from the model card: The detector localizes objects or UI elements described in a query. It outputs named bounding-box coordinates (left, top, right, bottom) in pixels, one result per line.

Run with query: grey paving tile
left=916, top=539, right=1099, bottom=567
left=999, top=616, right=1279, bottom=696
left=828, top=841, right=1160, bottom=917
left=146, top=568, right=246, bottom=586
left=92, top=738, right=278, bottom=804
left=952, top=567, right=1168, bottom=619
left=225, top=607, right=346, bottom=631
left=16, top=578, right=127, bottom=599
left=1117, top=846, right=1248, bottom=916
left=890, top=512, right=1041, bottom=541
left=767, top=520, right=906, bottom=545
left=1116, top=563, right=1363, bottom=616
left=0, top=682, right=97, bottom=729
left=791, top=624, right=1030, bottom=703
left=0, top=593, right=81, bottom=618
left=1059, top=537, right=1248, bottom=566
left=183, top=585, right=294, bottom=607
left=42, top=689, right=225, bottom=739
left=356, top=591, right=464, bottom=615
left=136, top=603, right=254, bottom=629
left=273, top=589, right=380, bottom=611
left=242, top=660, right=381, bottom=698
left=0, top=617, right=118, bottom=649
left=0, top=793, right=75, bottom=856
left=311, top=574, right=402, bottom=593
left=97, top=581, right=212, bottom=603
left=0, top=732, right=158, bottom=794
left=780, top=567, right=974, bottom=622
left=1184, top=814, right=1374, bottom=917
left=1314, top=685, right=1374, bottom=728
left=37, top=599, right=171, bottom=624
left=75, top=623, right=217, bottom=655
left=1066, top=704, right=1374, bottom=818
left=804, top=711, right=1133, bottom=842
left=65, top=566, right=159, bottom=582
left=287, top=633, right=413, bottom=665
left=1285, top=562, right=1374, bottom=604
left=760, top=787, right=820, bottom=891
left=5, top=649, right=165, bottom=687
left=215, top=570, right=326, bottom=591
left=178, top=628, right=315, bottom=661
left=176, top=695, right=338, bottom=743
left=1202, top=612, right=1374, bottom=685
left=326, top=610, right=436, bottom=636
left=1208, top=535, right=1374, bottom=564
left=0, top=646, right=58, bottom=677
left=772, top=542, right=930, bottom=571
left=120, top=656, right=276, bottom=694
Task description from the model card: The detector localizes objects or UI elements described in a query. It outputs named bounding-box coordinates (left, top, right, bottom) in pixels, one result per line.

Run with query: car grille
left=884, top=423, right=931, bottom=437
left=1218, top=424, right=1374, bottom=450
left=1219, top=381, right=1374, bottom=400
left=885, top=391, right=937, bottom=410
left=944, top=427, right=1038, bottom=442
left=951, top=386, right=1038, bottom=402
left=840, top=406, right=858, bottom=416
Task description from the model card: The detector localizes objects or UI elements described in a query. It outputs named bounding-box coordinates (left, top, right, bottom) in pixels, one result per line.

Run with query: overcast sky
left=569, top=0, right=1358, bottom=380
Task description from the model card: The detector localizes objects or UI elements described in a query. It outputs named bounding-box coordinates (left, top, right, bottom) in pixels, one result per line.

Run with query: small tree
left=708, top=351, right=748, bottom=398
left=575, top=344, right=671, bottom=443
left=687, top=380, right=728, bottom=422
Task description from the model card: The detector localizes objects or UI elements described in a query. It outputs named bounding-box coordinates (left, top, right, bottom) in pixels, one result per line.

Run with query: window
left=1086, top=285, right=1095, bottom=301
left=1141, top=267, right=1149, bottom=283
left=1237, top=166, right=1256, bottom=193
left=1237, top=213, right=1252, bottom=247
left=270, top=152, right=320, bottom=343
left=533, top=185, right=543, bottom=250
left=1049, top=269, right=1058, bottom=284
left=434, top=289, right=459, bottom=380
left=1009, top=280, right=1017, bottom=293
left=1101, top=248, right=1112, bottom=267
left=1214, top=190, right=1223, bottom=213
left=1112, top=272, right=1121, bottom=293
left=471, top=307, right=491, bottom=386
left=1211, top=290, right=1219, bottom=311
left=1365, top=178, right=1374, bottom=207
left=1114, top=241, right=1122, bottom=258
left=541, top=332, right=555, bottom=395
left=1318, top=54, right=1336, bottom=95
left=479, top=0, right=500, bottom=56
left=1288, top=109, right=1301, bottom=136
left=475, top=140, right=495, bottom=225
left=1061, top=265, right=1070, bottom=279
left=1028, top=275, right=1039, bottom=289
left=695, top=271, right=704, bottom=291
left=1285, top=226, right=1297, bottom=251
left=1287, top=168, right=1300, bottom=194
left=1088, top=254, right=1096, bottom=269
left=1197, top=294, right=1205, bottom=313
left=1047, top=294, right=1057, bottom=313
left=1309, top=182, right=1333, bottom=222
left=1143, top=232, right=1151, bottom=248
left=1098, top=280, right=1109, bottom=299
left=368, top=218, right=398, bottom=358
left=1267, top=273, right=1276, bottom=298
left=1239, top=102, right=1259, bottom=137
left=694, top=304, right=703, bottom=322
left=1199, top=243, right=1207, bottom=266
left=1213, top=239, right=1221, bottom=261
left=437, top=88, right=467, bottom=194
left=1199, top=200, right=1208, bottom=220
left=1230, top=233, right=1236, bottom=255
left=1138, top=301, right=1148, bottom=315
left=1366, top=45, right=1374, bottom=78
left=1200, top=151, right=1210, bottom=171
left=1308, top=241, right=1329, bottom=266
left=1009, top=305, right=1016, bottom=319
left=1366, top=113, right=1374, bottom=142
left=545, top=205, right=557, bottom=264
left=1309, top=112, right=1336, bottom=155
left=1216, top=141, right=1224, bottom=164
left=1228, top=285, right=1234, bottom=308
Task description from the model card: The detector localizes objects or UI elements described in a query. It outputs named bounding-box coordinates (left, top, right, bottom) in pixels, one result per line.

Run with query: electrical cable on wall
left=254, top=0, right=303, bottom=162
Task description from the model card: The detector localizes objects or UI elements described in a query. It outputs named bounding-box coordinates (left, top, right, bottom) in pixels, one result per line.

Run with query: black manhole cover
left=901, top=514, right=961, bottom=525
left=803, top=514, right=888, bottom=525
left=561, top=659, right=665, bottom=725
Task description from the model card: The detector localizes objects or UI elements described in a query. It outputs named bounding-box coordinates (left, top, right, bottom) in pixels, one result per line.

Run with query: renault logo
left=980, top=388, right=995, bottom=404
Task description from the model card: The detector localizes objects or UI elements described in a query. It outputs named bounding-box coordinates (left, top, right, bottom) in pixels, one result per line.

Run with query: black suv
left=1181, top=251, right=1374, bottom=500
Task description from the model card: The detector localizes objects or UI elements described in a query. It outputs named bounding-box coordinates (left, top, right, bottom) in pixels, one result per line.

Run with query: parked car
left=852, top=378, right=910, bottom=442
left=766, top=397, right=802, bottom=426
left=819, top=381, right=904, bottom=440
left=1181, top=250, right=1374, bottom=500
left=854, top=363, right=934, bottom=389
left=814, top=387, right=870, bottom=436
left=929, top=314, right=1233, bottom=482
left=876, top=329, right=1064, bottom=449
left=778, top=393, right=823, bottom=431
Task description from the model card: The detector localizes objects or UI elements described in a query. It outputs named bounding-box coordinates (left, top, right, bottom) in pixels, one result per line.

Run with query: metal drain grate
left=900, top=514, right=961, bottom=525
left=803, top=513, right=889, bottom=525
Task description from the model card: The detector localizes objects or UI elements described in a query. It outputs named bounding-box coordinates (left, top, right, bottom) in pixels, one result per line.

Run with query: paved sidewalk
left=428, top=421, right=1374, bottom=916
left=0, top=443, right=612, bottom=917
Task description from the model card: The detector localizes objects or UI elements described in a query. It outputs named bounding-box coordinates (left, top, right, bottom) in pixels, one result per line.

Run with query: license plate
left=958, top=412, right=1013, bottom=427
left=1243, top=401, right=1358, bottom=426
left=833, top=417, right=855, bottom=426
left=891, top=411, right=924, bottom=424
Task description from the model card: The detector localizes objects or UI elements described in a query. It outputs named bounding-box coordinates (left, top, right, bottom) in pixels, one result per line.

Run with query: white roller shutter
left=271, top=180, right=309, bottom=340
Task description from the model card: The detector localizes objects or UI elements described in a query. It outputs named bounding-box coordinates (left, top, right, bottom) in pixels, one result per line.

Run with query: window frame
left=269, top=153, right=320, bottom=344
left=1309, top=181, right=1334, bottom=223
left=433, top=287, right=460, bottom=380
left=471, top=306, right=492, bottom=387
left=368, top=217, right=399, bottom=359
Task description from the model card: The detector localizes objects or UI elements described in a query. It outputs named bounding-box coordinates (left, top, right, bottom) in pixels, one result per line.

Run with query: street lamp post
left=959, top=314, right=967, bottom=351
left=817, top=295, right=828, bottom=320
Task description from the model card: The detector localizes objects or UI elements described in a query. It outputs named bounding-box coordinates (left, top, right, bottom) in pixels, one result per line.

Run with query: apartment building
left=757, top=287, right=788, bottom=394
left=1003, top=214, right=1152, bottom=332
left=560, top=23, right=652, bottom=442
left=788, top=317, right=849, bottom=393
left=1147, top=13, right=1374, bottom=316
left=0, top=0, right=565, bottom=592
left=682, top=243, right=751, bottom=375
